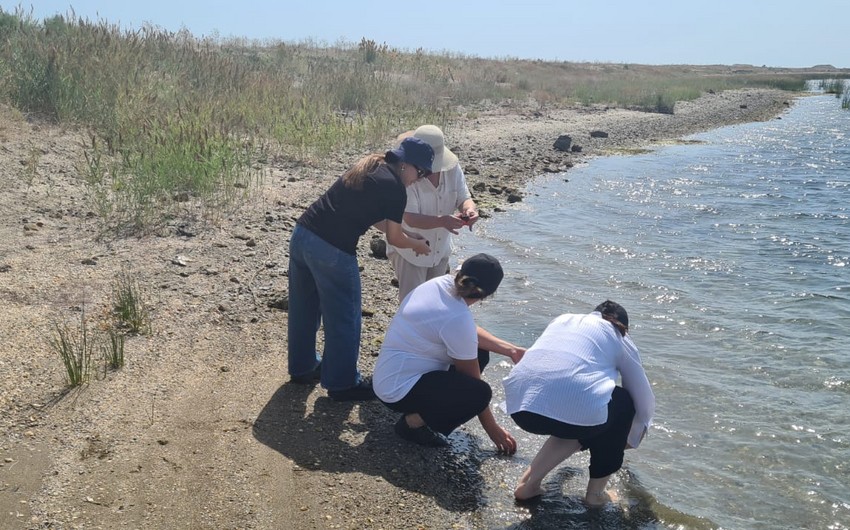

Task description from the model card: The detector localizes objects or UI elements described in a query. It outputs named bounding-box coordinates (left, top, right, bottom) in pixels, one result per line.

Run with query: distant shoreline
left=449, top=88, right=796, bottom=216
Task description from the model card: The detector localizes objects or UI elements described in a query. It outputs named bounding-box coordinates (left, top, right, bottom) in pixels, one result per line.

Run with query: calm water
left=453, top=93, right=849, bottom=529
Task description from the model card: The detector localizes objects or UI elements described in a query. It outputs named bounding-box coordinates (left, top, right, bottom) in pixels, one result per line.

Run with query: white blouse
left=387, top=164, right=472, bottom=268
left=503, top=312, right=655, bottom=448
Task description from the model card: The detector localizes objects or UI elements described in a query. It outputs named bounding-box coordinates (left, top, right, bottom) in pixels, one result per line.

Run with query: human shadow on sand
left=253, top=381, right=500, bottom=512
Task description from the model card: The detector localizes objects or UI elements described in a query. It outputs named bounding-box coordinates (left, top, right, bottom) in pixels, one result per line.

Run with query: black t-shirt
left=298, top=164, right=406, bottom=255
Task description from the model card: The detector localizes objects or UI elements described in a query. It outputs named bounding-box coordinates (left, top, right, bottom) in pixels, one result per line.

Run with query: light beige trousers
left=388, top=250, right=450, bottom=303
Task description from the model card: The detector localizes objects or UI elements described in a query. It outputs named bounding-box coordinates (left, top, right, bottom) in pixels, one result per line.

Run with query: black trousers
left=511, top=386, right=636, bottom=478
left=382, top=349, right=491, bottom=436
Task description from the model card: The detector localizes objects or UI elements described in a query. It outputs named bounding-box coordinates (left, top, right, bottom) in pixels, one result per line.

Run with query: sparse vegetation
left=101, top=329, right=125, bottom=370
left=50, top=311, right=96, bottom=387
left=112, top=272, right=151, bottom=334
left=0, top=6, right=845, bottom=232
left=49, top=272, right=146, bottom=387
left=816, top=79, right=849, bottom=110
left=818, top=78, right=846, bottom=96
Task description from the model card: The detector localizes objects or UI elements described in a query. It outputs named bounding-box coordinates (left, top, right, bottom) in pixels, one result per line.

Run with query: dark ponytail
left=595, top=300, right=629, bottom=337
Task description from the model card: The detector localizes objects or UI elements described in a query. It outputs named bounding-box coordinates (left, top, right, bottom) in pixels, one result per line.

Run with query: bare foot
left=584, top=489, right=618, bottom=507
left=514, top=482, right=545, bottom=501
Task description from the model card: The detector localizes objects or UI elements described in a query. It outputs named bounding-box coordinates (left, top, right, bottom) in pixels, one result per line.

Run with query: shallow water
left=452, top=93, right=850, bottom=529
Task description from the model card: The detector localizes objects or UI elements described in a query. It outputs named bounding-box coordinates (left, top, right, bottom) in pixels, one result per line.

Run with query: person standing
left=374, top=253, right=524, bottom=451
left=287, top=138, right=433, bottom=401
left=387, top=125, right=479, bottom=302
left=503, top=301, right=655, bottom=506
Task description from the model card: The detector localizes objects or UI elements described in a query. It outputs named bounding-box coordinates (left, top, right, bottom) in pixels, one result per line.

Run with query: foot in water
left=584, top=489, right=619, bottom=507
left=514, top=470, right=545, bottom=500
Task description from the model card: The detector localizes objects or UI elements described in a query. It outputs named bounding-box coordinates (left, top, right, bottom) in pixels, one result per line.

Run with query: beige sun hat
left=396, top=125, right=458, bottom=173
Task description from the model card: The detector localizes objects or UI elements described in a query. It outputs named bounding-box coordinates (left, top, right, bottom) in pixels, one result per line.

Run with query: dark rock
left=175, top=226, right=196, bottom=237
left=472, top=182, right=487, bottom=192
left=590, top=130, right=609, bottom=138
left=267, top=294, right=289, bottom=311
left=370, top=237, right=387, bottom=259
left=571, top=145, right=582, bottom=153
left=553, top=135, right=572, bottom=152
left=81, top=258, right=98, bottom=266
left=507, top=193, right=523, bottom=203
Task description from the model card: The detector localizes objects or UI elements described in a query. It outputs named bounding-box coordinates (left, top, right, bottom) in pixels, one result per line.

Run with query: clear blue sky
left=5, top=1, right=848, bottom=68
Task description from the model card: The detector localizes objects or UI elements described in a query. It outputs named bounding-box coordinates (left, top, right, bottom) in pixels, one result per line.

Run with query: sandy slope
left=0, top=89, right=793, bottom=529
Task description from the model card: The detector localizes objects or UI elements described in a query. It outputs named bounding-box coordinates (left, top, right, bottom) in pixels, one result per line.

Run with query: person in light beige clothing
left=387, top=125, right=479, bottom=302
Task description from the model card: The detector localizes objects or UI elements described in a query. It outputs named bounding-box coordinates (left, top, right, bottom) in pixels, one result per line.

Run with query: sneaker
left=327, top=377, right=376, bottom=402
left=290, top=362, right=321, bottom=385
left=394, top=416, right=449, bottom=447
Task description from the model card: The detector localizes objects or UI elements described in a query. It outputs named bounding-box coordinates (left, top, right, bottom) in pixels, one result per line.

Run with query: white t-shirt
left=502, top=312, right=655, bottom=448
left=373, top=275, right=479, bottom=403
left=387, top=164, right=472, bottom=268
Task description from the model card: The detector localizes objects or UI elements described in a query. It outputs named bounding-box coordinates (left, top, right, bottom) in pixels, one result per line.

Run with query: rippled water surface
left=453, top=94, right=849, bottom=529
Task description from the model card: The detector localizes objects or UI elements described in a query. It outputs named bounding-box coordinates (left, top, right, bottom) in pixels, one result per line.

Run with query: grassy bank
left=1, top=7, right=843, bottom=233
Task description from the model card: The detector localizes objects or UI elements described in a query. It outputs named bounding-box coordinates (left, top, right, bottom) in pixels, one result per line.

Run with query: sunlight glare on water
left=453, top=93, right=850, bottom=529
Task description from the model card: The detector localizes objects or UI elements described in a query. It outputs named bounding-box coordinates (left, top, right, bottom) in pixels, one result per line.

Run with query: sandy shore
left=0, top=88, right=794, bottom=529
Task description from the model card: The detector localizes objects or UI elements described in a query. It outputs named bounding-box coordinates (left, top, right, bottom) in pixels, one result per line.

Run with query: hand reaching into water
left=485, top=424, right=518, bottom=455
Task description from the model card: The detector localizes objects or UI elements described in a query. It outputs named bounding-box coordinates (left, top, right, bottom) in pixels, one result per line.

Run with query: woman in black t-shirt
left=288, top=138, right=433, bottom=401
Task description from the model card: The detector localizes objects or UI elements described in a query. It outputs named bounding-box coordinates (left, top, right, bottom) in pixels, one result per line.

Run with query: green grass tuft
left=50, top=312, right=95, bottom=387
left=101, top=329, right=125, bottom=370
left=112, top=273, right=151, bottom=334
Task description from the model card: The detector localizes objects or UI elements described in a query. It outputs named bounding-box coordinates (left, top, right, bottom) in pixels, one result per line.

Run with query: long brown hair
left=341, top=153, right=388, bottom=190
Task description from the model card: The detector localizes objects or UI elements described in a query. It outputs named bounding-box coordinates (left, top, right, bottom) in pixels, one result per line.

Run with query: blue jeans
left=287, top=224, right=363, bottom=391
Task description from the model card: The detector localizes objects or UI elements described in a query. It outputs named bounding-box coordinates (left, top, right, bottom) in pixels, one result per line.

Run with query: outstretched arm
left=477, top=326, right=526, bottom=363
left=453, top=358, right=517, bottom=454
left=403, top=211, right=466, bottom=234
left=619, top=336, right=655, bottom=449
left=376, top=220, right=431, bottom=256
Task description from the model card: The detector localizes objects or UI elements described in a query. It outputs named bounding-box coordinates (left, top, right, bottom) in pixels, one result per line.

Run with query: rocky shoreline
left=0, top=88, right=795, bottom=529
